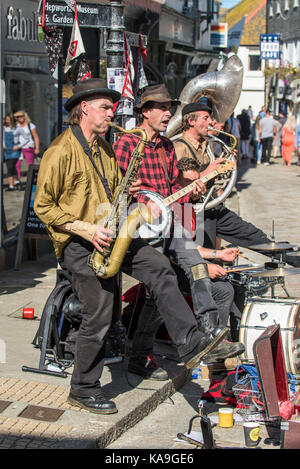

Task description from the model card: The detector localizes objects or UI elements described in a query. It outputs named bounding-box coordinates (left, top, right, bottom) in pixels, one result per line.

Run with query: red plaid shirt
left=113, top=133, right=193, bottom=206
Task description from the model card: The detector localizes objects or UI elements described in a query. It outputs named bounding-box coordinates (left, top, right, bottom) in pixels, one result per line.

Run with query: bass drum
left=239, top=297, right=300, bottom=375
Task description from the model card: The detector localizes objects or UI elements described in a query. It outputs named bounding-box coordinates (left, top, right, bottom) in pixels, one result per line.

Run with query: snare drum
left=239, top=297, right=300, bottom=374
left=227, top=265, right=268, bottom=297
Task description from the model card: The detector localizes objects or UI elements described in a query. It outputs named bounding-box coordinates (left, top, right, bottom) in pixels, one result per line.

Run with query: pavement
left=0, top=153, right=300, bottom=450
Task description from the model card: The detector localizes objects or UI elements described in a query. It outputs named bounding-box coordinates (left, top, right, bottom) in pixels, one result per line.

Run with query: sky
left=220, top=0, right=242, bottom=8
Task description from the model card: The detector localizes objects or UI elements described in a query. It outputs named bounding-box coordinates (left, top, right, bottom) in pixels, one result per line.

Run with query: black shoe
left=128, top=355, right=168, bottom=381
left=202, top=340, right=245, bottom=364
left=15, top=182, right=23, bottom=191
left=181, top=327, right=229, bottom=370
left=67, top=392, right=117, bottom=414
left=197, top=313, right=228, bottom=342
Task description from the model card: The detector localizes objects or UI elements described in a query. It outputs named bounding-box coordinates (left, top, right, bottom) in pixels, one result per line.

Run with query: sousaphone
left=166, top=54, right=243, bottom=211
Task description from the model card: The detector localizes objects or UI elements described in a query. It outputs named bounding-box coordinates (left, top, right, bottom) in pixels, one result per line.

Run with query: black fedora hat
left=182, top=98, right=212, bottom=117
left=64, top=78, right=121, bottom=112
left=134, top=84, right=180, bottom=112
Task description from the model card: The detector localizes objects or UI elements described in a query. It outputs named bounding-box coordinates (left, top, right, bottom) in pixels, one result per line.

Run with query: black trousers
left=261, top=137, right=273, bottom=163
left=62, top=236, right=203, bottom=397
left=201, top=204, right=270, bottom=251
left=131, top=275, right=236, bottom=358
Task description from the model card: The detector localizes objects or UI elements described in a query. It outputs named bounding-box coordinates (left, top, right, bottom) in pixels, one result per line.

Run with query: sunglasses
left=14, top=115, right=24, bottom=118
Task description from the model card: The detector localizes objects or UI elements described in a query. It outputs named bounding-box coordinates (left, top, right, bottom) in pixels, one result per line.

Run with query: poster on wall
left=107, top=68, right=134, bottom=116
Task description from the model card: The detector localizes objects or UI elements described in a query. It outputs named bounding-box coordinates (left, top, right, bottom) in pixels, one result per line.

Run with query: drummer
left=176, top=156, right=271, bottom=339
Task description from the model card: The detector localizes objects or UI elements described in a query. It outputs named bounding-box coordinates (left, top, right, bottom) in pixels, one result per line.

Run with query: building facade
left=266, top=0, right=300, bottom=116
left=220, top=0, right=267, bottom=120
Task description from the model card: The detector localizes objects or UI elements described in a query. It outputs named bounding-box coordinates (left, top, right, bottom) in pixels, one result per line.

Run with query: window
left=249, top=55, right=261, bottom=71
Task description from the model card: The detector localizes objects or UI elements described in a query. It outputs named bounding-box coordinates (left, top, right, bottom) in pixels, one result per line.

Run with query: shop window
left=248, top=55, right=261, bottom=71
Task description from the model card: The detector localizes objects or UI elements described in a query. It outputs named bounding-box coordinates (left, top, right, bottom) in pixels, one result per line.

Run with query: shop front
left=2, top=0, right=57, bottom=150
left=149, top=7, right=196, bottom=99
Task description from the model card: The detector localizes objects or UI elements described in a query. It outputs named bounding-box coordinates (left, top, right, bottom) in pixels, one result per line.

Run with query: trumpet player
left=34, top=79, right=237, bottom=414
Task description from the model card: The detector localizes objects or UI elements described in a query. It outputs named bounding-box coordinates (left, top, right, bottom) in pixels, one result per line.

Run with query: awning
left=124, top=0, right=164, bottom=13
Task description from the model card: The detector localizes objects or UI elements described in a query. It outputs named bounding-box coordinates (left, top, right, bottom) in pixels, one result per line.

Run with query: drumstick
left=237, top=252, right=256, bottom=264
left=226, top=266, right=260, bottom=273
left=223, top=245, right=256, bottom=264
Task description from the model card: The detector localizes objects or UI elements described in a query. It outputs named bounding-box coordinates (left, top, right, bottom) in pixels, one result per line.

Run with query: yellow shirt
left=34, top=126, right=123, bottom=259
left=173, top=132, right=210, bottom=165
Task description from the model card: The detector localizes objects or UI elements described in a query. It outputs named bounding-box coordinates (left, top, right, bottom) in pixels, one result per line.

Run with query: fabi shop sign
left=6, top=6, right=40, bottom=42
left=3, top=1, right=45, bottom=53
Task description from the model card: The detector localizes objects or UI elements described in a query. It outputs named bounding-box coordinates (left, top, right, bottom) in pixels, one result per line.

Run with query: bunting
left=43, top=26, right=63, bottom=76
left=137, top=34, right=148, bottom=92
left=64, top=1, right=91, bottom=81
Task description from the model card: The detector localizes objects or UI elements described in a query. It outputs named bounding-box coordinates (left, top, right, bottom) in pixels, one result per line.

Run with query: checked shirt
left=113, top=132, right=193, bottom=207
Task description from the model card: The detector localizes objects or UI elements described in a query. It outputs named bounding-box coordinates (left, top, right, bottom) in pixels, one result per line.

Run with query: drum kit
left=225, top=242, right=300, bottom=375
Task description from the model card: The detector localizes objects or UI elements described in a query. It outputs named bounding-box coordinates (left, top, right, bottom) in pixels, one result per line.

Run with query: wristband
left=211, top=250, right=217, bottom=260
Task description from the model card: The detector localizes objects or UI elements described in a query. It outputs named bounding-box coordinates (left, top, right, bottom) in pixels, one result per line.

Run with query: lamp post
left=106, top=0, right=126, bottom=340
left=107, top=0, right=125, bottom=71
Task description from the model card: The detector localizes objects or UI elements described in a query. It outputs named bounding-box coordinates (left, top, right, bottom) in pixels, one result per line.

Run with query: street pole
left=106, top=0, right=125, bottom=337
left=107, top=0, right=125, bottom=73
left=106, top=0, right=125, bottom=131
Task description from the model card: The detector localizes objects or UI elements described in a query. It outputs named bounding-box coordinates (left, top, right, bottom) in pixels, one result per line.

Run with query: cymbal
left=253, top=267, right=300, bottom=278
left=249, top=242, right=297, bottom=252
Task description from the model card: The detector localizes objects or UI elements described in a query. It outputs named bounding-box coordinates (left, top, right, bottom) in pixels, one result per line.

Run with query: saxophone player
left=34, top=79, right=236, bottom=414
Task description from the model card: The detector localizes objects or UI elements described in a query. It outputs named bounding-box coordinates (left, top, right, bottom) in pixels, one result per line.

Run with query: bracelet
left=211, top=250, right=217, bottom=260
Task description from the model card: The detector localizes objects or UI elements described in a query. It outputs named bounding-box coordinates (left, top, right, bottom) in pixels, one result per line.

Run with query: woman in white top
left=13, top=110, right=40, bottom=181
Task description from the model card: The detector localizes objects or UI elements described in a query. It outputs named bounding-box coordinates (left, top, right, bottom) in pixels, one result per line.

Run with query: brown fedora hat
left=134, top=84, right=180, bottom=112
left=64, top=78, right=121, bottom=112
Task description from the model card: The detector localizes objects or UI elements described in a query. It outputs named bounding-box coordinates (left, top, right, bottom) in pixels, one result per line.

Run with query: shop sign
left=2, top=0, right=45, bottom=54
left=39, top=1, right=110, bottom=28
left=260, top=34, right=280, bottom=60
left=209, top=23, right=228, bottom=48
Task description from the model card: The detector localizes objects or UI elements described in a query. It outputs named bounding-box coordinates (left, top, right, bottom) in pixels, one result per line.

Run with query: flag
left=120, top=33, right=134, bottom=101
left=124, top=33, right=135, bottom=84
left=64, top=14, right=91, bottom=82
left=121, top=69, right=134, bottom=101
left=43, top=26, right=63, bottom=76
left=137, top=34, right=148, bottom=91
left=77, top=56, right=92, bottom=81
left=64, top=19, right=85, bottom=74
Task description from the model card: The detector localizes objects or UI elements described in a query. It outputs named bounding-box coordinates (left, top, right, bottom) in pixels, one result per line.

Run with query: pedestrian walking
left=272, top=116, right=282, bottom=159
left=3, top=113, right=20, bottom=191
left=14, top=110, right=40, bottom=183
left=251, top=115, right=262, bottom=165
left=238, top=109, right=251, bottom=160
left=281, top=115, right=297, bottom=166
left=258, top=109, right=277, bottom=166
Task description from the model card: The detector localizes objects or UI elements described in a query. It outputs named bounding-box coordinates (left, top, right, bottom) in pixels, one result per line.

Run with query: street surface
left=0, top=152, right=300, bottom=450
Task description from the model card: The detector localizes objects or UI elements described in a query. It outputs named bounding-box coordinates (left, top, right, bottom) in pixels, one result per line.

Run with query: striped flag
left=121, top=33, right=134, bottom=101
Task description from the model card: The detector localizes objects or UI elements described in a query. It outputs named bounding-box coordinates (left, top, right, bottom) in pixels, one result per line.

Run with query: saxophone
left=88, top=123, right=151, bottom=278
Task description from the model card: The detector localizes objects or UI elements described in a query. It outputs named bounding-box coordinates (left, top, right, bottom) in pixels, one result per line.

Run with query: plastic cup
left=218, top=407, right=234, bottom=428
left=243, top=421, right=260, bottom=447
